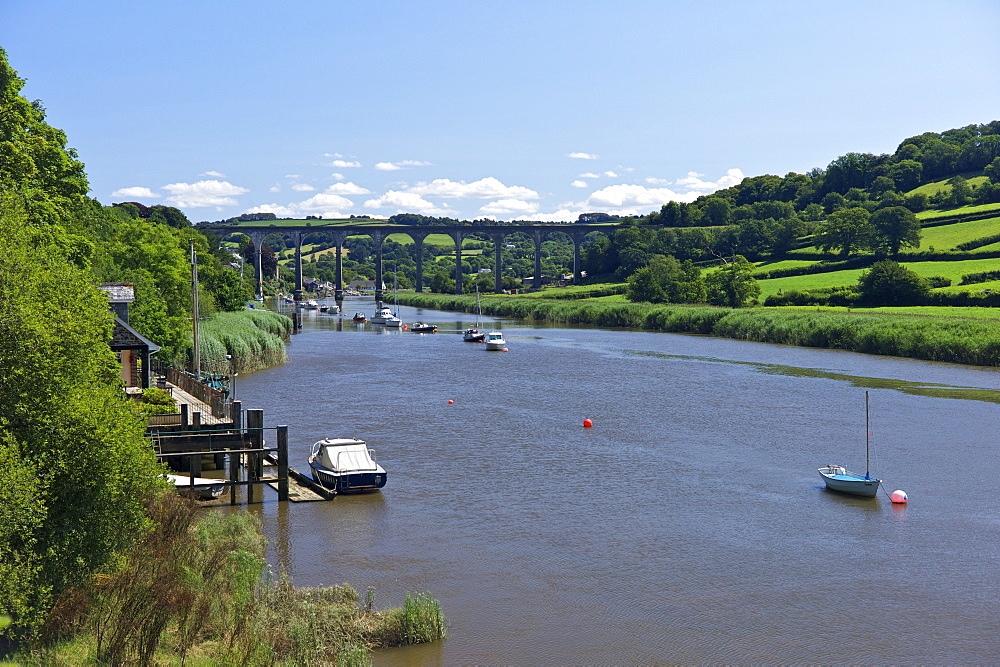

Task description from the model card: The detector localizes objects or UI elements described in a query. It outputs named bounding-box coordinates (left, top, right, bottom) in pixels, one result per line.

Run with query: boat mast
left=865, top=390, right=871, bottom=480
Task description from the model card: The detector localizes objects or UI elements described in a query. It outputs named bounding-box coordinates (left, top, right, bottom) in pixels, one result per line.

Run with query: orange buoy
left=583, top=418, right=593, bottom=428
left=447, top=400, right=454, bottom=404
left=890, top=489, right=908, bottom=504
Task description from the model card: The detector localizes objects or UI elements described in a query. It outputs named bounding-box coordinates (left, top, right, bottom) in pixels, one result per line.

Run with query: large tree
left=0, top=50, right=165, bottom=638
left=705, top=255, right=760, bottom=307
left=815, top=207, right=873, bottom=258
left=857, top=259, right=929, bottom=306
left=869, top=206, right=921, bottom=256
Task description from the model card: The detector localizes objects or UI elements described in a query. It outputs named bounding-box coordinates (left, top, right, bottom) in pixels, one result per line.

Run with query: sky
left=3, top=1, right=999, bottom=223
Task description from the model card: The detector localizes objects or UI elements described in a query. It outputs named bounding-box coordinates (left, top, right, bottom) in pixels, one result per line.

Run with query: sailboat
left=385, top=266, right=402, bottom=327
left=818, top=391, right=882, bottom=498
left=463, top=286, right=485, bottom=342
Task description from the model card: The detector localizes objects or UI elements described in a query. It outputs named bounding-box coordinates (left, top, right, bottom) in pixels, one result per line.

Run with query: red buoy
left=583, top=418, right=593, bottom=428
left=447, top=400, right=454, bottom=404
left=890, top=489, right=908, bottom=504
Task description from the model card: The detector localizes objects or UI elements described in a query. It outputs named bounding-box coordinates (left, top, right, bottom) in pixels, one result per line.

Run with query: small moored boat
left=411, top=322, right=438, bottom=333
left=353, top=312, right=367, bottom=323
left=818, top=391, right=882, bottom=498
left=308, top=438, right=387, bottom=493
left=484, top=330, right=506, bottom=350
left=370, top=306, right=394, bottom=324
left=463, top=328, right=485, bottom=342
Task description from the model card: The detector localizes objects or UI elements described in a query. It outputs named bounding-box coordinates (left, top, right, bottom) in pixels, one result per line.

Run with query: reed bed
left=395, top=292, right=1000, bottom=366
left=28, top=493, right=446, bottom=665
left=199, top=310, right=292, bottom=374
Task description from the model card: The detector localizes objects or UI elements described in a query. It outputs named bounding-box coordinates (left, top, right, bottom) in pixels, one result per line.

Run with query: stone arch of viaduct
left=200, top=223, right=615, bottom=304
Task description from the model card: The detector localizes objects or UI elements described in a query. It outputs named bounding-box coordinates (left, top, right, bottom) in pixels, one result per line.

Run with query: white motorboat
left=484, top=330, right=506, bottom=350
left=308, top=438, right=387, bottom=493
left=370, top=306, right=394, bottom=324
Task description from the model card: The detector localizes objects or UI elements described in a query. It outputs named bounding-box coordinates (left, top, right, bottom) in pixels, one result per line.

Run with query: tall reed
left=198, top=310, right=292, bottom=374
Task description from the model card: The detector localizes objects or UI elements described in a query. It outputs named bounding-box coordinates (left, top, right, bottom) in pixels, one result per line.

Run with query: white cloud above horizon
left=326, top=182, right=371, bottom=195
left=161, top=180, right=249, bottom=207
left=328, top=159, right=361, bottom=168
left=568, top=152, right=598, bottom=160
left=375, top=160, right=432, bottom=171
left=111, top=186, right=160, bottom=199
left=405, top=177, right=538, bottom=200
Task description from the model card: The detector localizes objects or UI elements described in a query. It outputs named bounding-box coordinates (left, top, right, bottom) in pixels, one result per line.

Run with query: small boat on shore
left=308, top=438, right=387, bottom=493
left=485, top=330, right=506, bottom=351
left=167, top=474, right=225, bottom=501
left=411, top=322, right=438, bottom=333
left=818, top=391, right=882, bottom=498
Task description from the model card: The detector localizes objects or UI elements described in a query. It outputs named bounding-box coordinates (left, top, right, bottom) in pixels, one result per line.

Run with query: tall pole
left=191, top=240, right=201, bottom=381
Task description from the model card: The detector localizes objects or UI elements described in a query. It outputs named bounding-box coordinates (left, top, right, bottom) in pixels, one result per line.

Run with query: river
left=234, top=297, right=1000, bottom=664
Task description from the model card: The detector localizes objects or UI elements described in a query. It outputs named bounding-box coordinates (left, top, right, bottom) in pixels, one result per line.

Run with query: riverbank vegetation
left=199, top=309, right=293, bottom=375
left=17, top=494, right=445, bottom=664
left=396, top=291, right=1000, bottom=366
left=1, top=47, right=445, bottom=660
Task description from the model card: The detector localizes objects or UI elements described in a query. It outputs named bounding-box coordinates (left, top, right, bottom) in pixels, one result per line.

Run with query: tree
left=870, top=206, right=921, bottom=256
left=0, top=211, right=164, bottom=636
left=888, top=159, right=924, bottom=191
left=705, top=255, right=760, bottom=307
left=815, top=207, right=873, bottom=258
left=856, top=259, right=929, bottom=306
left=946, top=176, right=971, bottom=207
left=700, top=197, right=731, bottom=226
left=984, top=157, right=1000, bottom=184
left=625, top=255, right=705, bottom=304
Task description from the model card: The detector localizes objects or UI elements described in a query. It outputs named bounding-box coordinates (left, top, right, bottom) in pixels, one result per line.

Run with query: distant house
left=99, top=283, right=160, bottom=389
left=348, top=279, right=379, bottom=291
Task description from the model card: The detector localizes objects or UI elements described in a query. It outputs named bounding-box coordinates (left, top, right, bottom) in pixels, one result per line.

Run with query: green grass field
left=906, top=215, right=1000, bottom=251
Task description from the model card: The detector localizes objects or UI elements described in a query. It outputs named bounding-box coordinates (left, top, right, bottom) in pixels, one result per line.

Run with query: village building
left=99, top=283, right=160, bottom=390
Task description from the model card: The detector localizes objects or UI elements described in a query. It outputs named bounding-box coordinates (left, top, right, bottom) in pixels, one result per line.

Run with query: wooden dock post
left=277, top=425, right=289, bottom=501
left=246, top=409, right=264, bottom=503
left=180, top=402, right=189, bottom=427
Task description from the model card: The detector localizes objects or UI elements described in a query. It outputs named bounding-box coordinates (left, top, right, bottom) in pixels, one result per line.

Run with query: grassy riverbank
left=396, top=292, right=1000, bottom=366
left=14, top=493, right=445, bottom=664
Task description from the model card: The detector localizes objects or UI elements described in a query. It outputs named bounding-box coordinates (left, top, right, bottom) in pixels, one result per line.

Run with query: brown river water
left=232, top=298, right=999, bottom=664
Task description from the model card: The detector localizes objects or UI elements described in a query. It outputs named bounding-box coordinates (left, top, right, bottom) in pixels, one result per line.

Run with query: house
left=99, top=283, right=160, bottom=390
left=348, top=279, right=379, bottom=291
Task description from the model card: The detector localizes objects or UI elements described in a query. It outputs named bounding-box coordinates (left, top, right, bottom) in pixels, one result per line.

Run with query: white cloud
left=161, top=180, right=249, bottom=207
left=292, top=183, right=316, bottom=192
left=111, top=186, right=160, bottom=199
left=375, top=160, right=432, bottom=171
left=202, top=170, right=226, bottom=178
left=568, top=152, right=598, bottom=160
left=328, top=159, right=361, bottom=168
left=579, top=172, right=600, bottom=179
left=479, top=199, right=539, bottom=216
left=673, top=168, right=744, bottom=190
left=284, top=174, right=301, bottom=179
left=331, top=173, right=345, bottom=181
left=297, top=193, right=354, bottom=212
left=571, top=180, right=588, bottom=188
left=323, top=153, right=343, bottom=158
left=326, top=182, right=371, bottom=195
left=407, top=177, right=538, bottom=200
left=364, top=190, right=450, bottom=215
left=246, top=203, right=298, bottom=218
left=585, top=184, right=697, bottom=209
left=603, top=170, right=619, bottom=178
left=268, top=185, right=281, bottom=193
left=528, top=209, right=579, bottom=223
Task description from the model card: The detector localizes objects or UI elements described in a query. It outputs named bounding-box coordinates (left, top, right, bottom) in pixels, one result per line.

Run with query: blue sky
left=3, top=1, right=999, bottom=223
